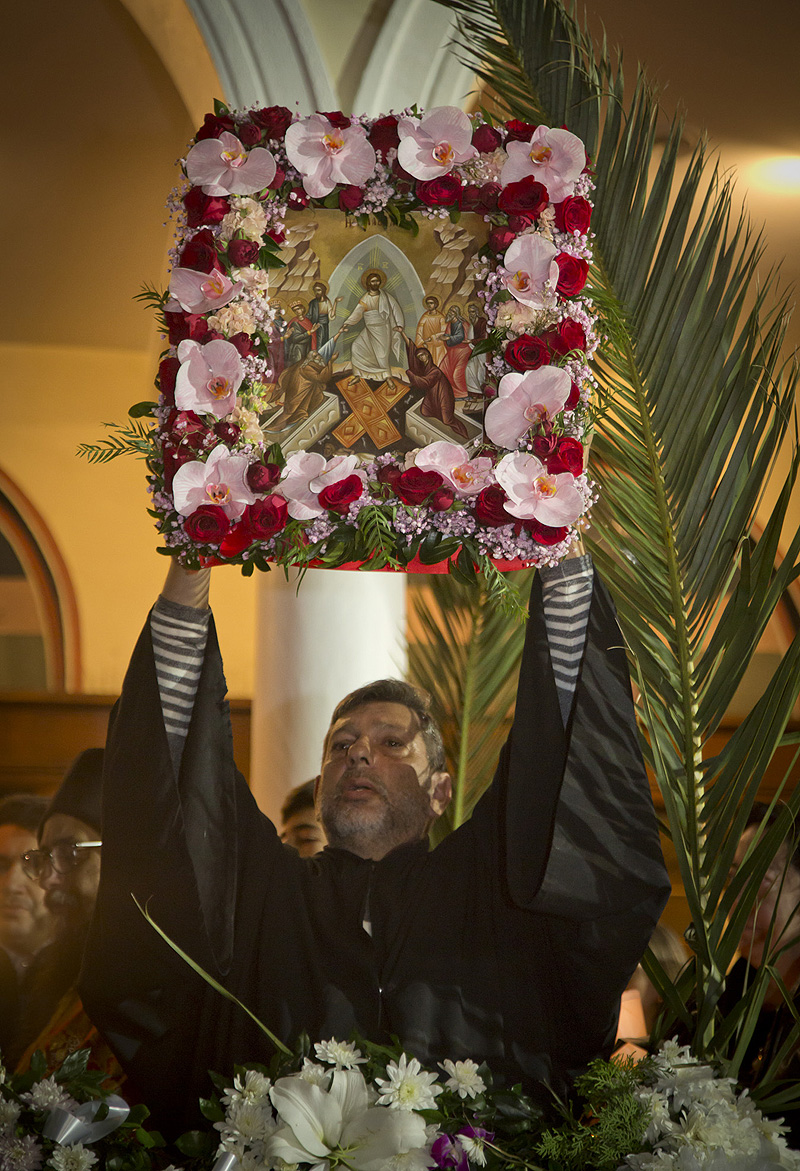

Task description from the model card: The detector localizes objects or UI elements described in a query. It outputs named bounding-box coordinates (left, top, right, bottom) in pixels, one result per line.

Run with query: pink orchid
left=186, top=132, right=277, bottom=196
left=397, top=106, right=477, bottom=179
left=484, top=367, right=572, bottom=448
left=174, top=339, right=244, bottom=418
left=413, top=442, right=494, bottom=498
left=495, top=451, right=584, bottom=525
left=284, top=115, right=376, bottom=198
left=172, top=444, right=256, bottom=520
left=280, top=453, right=365, bottom=520
left=501, top=125, right=586, bottom=203
left=501, top=235, right=559, bottom=310
left=169, top=267, right=243, bottom=315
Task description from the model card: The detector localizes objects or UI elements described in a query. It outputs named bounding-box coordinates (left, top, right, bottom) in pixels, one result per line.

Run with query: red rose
left=565, top=380, right=581, bottom=411
left=543, top=319, right=587, bottom=357
left=478, top=181, right=502, bottom=212
left=338, top=185, right=363, bottom=212
left=246, top=495, right=289, bottom=539
left=368, top=115, right=400, bottom=160
left=318, top=110, right=350, bottom=129
left=473, top=485, right=514, bottom=527
left=377, top=464, right=403, bottom=492
left=167, top=409, right=213, bottom=451
left=504, top=334, right=551, bottom=372
left=251, top=106, right=293, bottom=138
left=228, top=238, right=260, bottom=267
left=246, top=462, right=282, bottom=493
left=472, top=124, right=503, bottom=153
left=158, top=356, right=180, bottom=403
left=318, top=475, right=363, bottom=514
left=429, top=487, right=455, bottom=512
left=219, top=522, right=254, bottom=558
left=488, top=226, right=516, bottom=253
left=555, top=254, right=589, bottom=297
left=498, top=177, right=549, bottom=221
left=238, top=121, right=262, bottom=146
left=288, top=187, right=309, bottom=209
left=165, top=311, right=210, bottom=345
left=214, top=420, right=240, bottom=445
left=547, top=437, right=584, bottom=475
left=179, top=229, right=222, bottom=274
left=504, top=119, right=537, bottom=142
left=393, top=468, right=445, bottom=505
left=266, top=228, right=285, bottom=246
left=268, top=166, right=286, bottom=190
left=523, top=518, right=568, bottom=545
left=183, top=187, right=230, bottom=227
left=229, top=331, right=255, bottom=358
left=460, top=185, right=483, bottom=212
left=416, top=175, right=462, bottom=207
left=184, top=505, right=230, bottom=544
left=161, top=443, right=194, bottom=491
left=554, top=195, right=592, bottom=235
left=195, top=112, right=235, bottom=141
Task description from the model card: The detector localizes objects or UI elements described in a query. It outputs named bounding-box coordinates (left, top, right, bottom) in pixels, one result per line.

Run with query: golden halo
left=312, top=279, right=328, bottom=294
left=361, top=268, right=387, bottom=289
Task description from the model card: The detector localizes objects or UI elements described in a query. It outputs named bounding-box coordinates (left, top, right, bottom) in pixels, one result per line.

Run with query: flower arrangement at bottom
left=4, top=1039, right=798, bottom=1171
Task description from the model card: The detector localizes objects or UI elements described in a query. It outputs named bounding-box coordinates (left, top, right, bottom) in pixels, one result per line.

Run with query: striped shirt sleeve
left=539, top=554, right=594, bottom=726
left=150, top=596, right=210, bottom=771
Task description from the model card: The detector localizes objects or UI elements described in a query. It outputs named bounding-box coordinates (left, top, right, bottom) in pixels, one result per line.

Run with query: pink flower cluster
left=147, top=102, right=598, bottom=573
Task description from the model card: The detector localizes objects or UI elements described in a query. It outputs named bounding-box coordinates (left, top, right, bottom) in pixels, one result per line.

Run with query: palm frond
left=432, top=0, right=800, bottom=1097
left=77, top=419, right=155, bottom=464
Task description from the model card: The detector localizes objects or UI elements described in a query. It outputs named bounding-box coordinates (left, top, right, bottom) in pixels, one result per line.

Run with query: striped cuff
left=151, top=597, right=210, bottom=770
left=539, top=555, right=593, bottom=726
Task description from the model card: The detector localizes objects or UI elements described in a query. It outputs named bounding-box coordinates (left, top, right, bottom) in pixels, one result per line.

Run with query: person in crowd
left=439, top=303, right=472, bottom=399
left=308, top=280, right=342, bottom=349
left=11, top=750, right=123, bottom=1087
left=280, top=779, right=326, bottom=857
left=616, top=922, right=688, bottom=1054
left=0, top=794, right=53, bottom=1056
left=81, top=549, right=669, bottom=1132
left=414, top=295, right=447, bottom=367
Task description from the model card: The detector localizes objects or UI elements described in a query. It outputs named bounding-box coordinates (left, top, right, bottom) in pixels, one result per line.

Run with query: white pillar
left=250, top=568, right=407, bottom=823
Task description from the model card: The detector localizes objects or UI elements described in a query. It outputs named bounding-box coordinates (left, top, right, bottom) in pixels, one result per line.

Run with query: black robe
left=81, top=575, right=670, bottom=1132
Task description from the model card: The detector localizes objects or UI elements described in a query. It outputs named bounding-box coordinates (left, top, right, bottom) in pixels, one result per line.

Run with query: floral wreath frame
left=141, top=101, right=599, bottom=585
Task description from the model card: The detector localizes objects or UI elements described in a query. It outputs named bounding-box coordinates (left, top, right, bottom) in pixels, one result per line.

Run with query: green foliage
left=434, top=0, right=800, bottom=1109
left=77, top=419, right=154, bottom=464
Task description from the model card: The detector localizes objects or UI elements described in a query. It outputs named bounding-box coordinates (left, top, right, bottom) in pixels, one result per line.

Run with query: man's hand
left=161, top=560, right=212, bottom=610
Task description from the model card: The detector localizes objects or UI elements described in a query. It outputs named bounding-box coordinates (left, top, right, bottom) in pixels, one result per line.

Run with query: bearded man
left=340, top=269, right=405, bottom=383
left=81, top=554, right=669, bottom=1133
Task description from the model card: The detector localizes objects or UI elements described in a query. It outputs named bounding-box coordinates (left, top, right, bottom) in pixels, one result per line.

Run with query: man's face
left=425, top=298, right=436, bottom=311
left=0, top=825, right=52, bottom=959
left=468, top=305, right=479, bottom=321
left=316, top=702, right=451, bottom=861
left=38, top=814, right=101, bottom=928
left=366, top=274, right=382, bottom=293
left=281, top=807, right=326, bottom=857
left=313, top=284, right=325, bottom=297
left=733, top=828, right=800, bottom=969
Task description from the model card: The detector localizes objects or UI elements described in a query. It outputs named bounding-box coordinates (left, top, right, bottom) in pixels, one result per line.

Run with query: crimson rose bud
left=184, top=505, right=230, bottom=544
left=416, top=175, right=462, bottom=207
left=338, top=185, right=363, bottom=212
left=478, top=181, right=502, bottom=212
left=228, top=238, right=260, bottom=267
left=195, top=112, right=235, bottom=141
left=251, top=105, right=293, bottom=138
left=504, top=334, right=550, bottom=372
left=543, top=320, right=587, bottom=357
left=368, top=115, right=400, bottom=159
left=474, top=484, right=514, bottom=527
left=288, top=187, right=309, bottom=209
left=472, top=124, right=503, bottom=153
left=547, top=437, right=584, bottom=475
left=267, top=166, right=286, bottom=190
left=429, top=487, right=455, bottom=512
left=214, top=420, right=240, bottom=445
left=498, top=177, right=548, bottom=220
left=246, top=462, right=282, bottom=493
left=377, top=464, right=403, bottom=490
left=229, top=331, right=255, bottom=358
left=166, top=311, right=209, bottom=345
left=161, top=443, right=193, bottom=491
left=246, top=495, right=289, bottom=539
left=532, top=435, right=557, bottom=461
left=555, top=254, right=589, bottom=297
left=219, top=522, right=253, bottom=558
left=488, top=226, right=516, bottom=253
left=554, top=195, right=592, bottom=235
left=318, top=110, right=350, bottom=129
left=318, top=474, right=363, bottom=514
left=460, top=185, right=483, bottom=212
left=524, top=518, right=568, bottom=545
left=238, top=121, right=262, bottom=146
left=504, top=118, right=537, bottom=142
left=158, top=356, right=180, bottom=403
left=565, top=380, right=581, bottom=411
left=170, top=410, right=213, bottom=451
left=179, top=228, right=222, bottom=273
left=266, top=228, right=285, bottom=246
left=394, top=468, right=445, bottom=505
left=183, top=187, right=230, bottom=227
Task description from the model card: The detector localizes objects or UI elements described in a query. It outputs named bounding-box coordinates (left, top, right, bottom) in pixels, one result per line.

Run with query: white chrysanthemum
left=48, top=1144, right=98, bottom=1171
left=374, top=1054, right=443, bottom=1112
left=0, top=1099, right=21, bottom=1132
left=439, top=1059, right=486, bottom=1100
left=221, top=1069, right=272, bottom=1107
left=298, top=1058, right=330, bottom=1087
left=23, top=1077, right=78, bottom=1113
left=223, top=1098, right=276, bottom=1145
left=655, top=1039, right=692, bottom=1071
left=640, top=1089, right=675, bottom=1144
left=0, top=1133, right=43, bottom=1171
left=460, top=1133, right=489, bottom=1166
left=314, top=1039, right=367, bottom=1069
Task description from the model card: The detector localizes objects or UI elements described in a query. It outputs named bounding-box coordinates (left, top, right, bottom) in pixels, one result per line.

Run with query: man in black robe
left=81, top=557, right=669, bottom=1132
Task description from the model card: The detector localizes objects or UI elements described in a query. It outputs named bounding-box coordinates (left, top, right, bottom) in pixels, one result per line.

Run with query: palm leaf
left=431, top=0, right=800, bottom=1103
